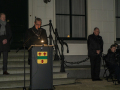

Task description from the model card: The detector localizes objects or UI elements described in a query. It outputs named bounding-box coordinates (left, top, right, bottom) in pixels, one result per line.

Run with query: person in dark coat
left=25, top=18, right=48, bottom=64
left=87, top=27, right=103, bottom=81
left=114, top=43, right=120, bottom=49
left=0, top=13, right=12, bottom=75
left=106, top=44, right=120, bottom=83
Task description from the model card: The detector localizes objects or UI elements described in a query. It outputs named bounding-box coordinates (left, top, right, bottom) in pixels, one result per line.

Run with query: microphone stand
left=16, top=36, right=34, bottom=90
left=22, top=36, right=34, bottom=90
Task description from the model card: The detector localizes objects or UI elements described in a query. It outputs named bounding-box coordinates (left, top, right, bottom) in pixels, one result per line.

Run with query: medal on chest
left=32, top=29, right=41, bottom=39
left=38, top=36, right=40, bottom=39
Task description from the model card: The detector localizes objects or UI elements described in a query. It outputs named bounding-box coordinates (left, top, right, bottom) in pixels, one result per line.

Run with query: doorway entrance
left=0, top=0, right=28, bottom=49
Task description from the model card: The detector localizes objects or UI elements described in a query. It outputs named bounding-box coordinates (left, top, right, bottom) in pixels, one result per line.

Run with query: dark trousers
left=90, top=55, right=101, bottom=79
left=1, top=51, right=8, bottom=72
left=108, top=63, right=120, bottom=81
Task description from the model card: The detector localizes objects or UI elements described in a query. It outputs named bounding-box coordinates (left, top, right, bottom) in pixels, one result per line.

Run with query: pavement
left=1, top=79, right=120, bottom=90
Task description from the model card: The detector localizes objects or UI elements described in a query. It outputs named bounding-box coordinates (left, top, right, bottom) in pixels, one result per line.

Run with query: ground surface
left=1, top=79, right=120, bottom=90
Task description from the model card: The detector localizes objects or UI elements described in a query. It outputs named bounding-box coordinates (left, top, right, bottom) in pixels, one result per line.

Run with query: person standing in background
left=87, top=27, right=103, bottom=81
left=0, top=13, right=12, bottom=75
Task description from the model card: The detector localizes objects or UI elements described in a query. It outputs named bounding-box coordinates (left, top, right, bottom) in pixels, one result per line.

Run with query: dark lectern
left=29, top=45, right=53, bottom=90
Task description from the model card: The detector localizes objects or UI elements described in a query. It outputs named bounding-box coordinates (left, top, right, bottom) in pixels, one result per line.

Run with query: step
left=0, top=78, right=75, bottom=88
left=0, top=66, right=60, bottom=74
left=0, top=56, right=28, bottom=61
left=65, top=65, right=107, bottom=79
left=0, top=72, right=67, bottom=81
left=0, top=67, right=30, bottom=74
left=53, top=61, right=61, bottom=66
left=65, top=65, right=105, bottom=70
left=53, top=72, right=67, bottom=79
left=2, top=50, right=29, bottom=56
left=1, top=49, right=55, bottom=56
left=0, top=61, right=61, bottom=68
left=53, top=66, right=60, bottom=72
left=0, top=56, right=59, bottom=61
left=0, top=56, right=58, bottom=61
left=0, top=61, right=29, bottom=68
left=53, top=78, right=75, bottom=85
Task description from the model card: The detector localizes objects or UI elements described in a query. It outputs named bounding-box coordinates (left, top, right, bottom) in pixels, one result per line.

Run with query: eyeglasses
left=35, top=24, right=41, bottom=26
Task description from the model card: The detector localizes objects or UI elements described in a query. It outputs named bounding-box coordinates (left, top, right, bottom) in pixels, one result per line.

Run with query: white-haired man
left=87, top=27, right=103, bottom=81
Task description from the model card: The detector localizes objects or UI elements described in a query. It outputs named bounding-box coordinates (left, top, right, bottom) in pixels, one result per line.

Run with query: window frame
left=56, top=0, right=87, bottom=40
left=116, top=16, right=120, bottom=40
left=116, top=0, right=120, bottom=40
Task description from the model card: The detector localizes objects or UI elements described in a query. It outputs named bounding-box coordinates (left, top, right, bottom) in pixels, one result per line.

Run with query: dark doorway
left=0, top=0, right=28, bottom=49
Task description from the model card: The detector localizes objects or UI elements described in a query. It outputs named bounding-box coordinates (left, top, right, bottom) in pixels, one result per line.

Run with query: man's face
left=94, top=29, right=99, bottom=36
left=0, top=14, right=6, bottom=21
left=111, top=47, right=116, bottom=53
left=34, top=20, right=41, bottom=30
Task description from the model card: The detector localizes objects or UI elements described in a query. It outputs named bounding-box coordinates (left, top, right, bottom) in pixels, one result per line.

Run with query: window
left=116, top=0, right=120, bottom=40
left=55, top=0, right=87, bottom=40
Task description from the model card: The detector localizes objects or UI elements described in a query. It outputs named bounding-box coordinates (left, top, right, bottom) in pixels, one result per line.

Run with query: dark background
left=0, top=0, right=28, bottom=49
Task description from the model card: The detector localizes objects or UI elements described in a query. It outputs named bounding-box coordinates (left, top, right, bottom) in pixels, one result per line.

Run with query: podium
left=29, top=45, right=53, bottom=90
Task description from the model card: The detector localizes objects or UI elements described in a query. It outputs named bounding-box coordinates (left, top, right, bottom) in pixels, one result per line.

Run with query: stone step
left=0, top=61, right=29, bottom=68
left=53, top=61, right=61, bottom=66
left=1, top=49, right=55, bottom=57
left=0, top=73, right=67, bottom=82
left=0, top=66, right=60, bottom=74
left=53, top=78, right=75, bottom=85
left=1, top=49, right=55, bottom=56
left=0, top=56, right=59, bottom=62
left=0, top=61, right=61, bottom=68
left=0, top=56, right=28, bottom=61
left=65, top=65, right=106, bottom=79
left=2, top=50, right=28, bottom=56
left=0, top=78, right=75, bottom=88
left=53, top=72, right=67, bottom=79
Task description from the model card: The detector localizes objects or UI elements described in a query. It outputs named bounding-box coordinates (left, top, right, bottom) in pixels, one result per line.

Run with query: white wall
left=59, top=0, right=116, bottom=56
left=28, top=0, right=116, bottom=56
left=87, top=0, right=115, bottom=54
left=28, top=0, right=55, bottom=42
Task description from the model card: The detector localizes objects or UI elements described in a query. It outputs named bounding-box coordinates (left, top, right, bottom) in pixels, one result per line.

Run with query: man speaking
left=25, top=18, right=48, bottom=64
left=25, top=18, right=48, bottom=47
left=87, top=27, right=103, bottom=81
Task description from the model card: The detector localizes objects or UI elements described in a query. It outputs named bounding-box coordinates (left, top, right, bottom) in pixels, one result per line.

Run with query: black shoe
left=3, top=71, right=10, bottom=75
